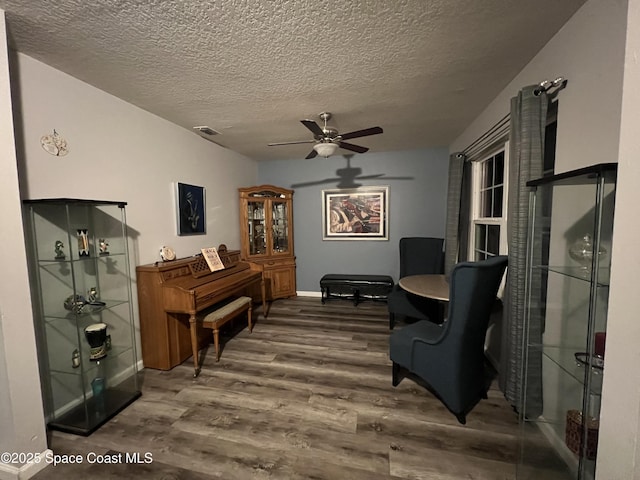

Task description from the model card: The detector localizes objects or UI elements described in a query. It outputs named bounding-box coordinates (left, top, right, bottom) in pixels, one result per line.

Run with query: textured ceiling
left=0, top=0, right=586, bottom=161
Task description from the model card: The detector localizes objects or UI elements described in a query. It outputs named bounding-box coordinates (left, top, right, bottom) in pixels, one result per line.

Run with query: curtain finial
left=534, top=77, right=566, bottom=96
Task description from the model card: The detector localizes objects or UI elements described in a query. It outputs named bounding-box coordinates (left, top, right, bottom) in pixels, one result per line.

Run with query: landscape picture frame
left=322, top=186, right=388, bottom=240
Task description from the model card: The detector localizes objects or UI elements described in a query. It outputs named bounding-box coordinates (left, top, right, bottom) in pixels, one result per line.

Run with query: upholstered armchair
left=389, top=255, right=508, bottom=424
left=387, top=237, right=444, bottom=329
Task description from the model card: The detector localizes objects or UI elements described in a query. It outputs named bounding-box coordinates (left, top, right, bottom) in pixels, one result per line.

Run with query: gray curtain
left=501, top=85, right=547, bottom=416
left=458, top=160, right=472, bottom=262
left=444, top=153, right=465, bottom=278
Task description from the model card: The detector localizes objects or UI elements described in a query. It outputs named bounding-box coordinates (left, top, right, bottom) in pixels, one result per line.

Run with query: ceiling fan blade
left=305, top=149, right=318, bottom=159
left=339, top=126, right=383, bottom=141
left=268, top=140, right=316, bottom=146
left=338, top=142, right=369, bottom=154
left=301, top=120, right=325, bottom=137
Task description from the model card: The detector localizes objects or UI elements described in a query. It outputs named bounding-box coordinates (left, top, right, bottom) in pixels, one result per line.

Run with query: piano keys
left=136, top=249, right=265, bottom=370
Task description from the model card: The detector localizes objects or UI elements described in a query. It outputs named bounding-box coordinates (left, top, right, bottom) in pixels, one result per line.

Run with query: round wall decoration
left=40, top=130, right=69, bottom=156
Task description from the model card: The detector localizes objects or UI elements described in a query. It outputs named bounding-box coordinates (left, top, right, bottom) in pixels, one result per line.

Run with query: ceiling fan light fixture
left=313, top=142, right=338, bottom=158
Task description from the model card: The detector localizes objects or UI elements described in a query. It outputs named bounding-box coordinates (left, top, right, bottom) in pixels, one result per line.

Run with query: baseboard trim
left=296, top=291, right=321, bottom=298
left=0, top=449, right=52, bottom=480
left=537, top=419, right=580, bottom=478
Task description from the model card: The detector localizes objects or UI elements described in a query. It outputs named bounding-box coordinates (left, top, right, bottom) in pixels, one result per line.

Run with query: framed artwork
left=176, top=182, right=206, bottom=235
left=322, top=186, right=389, bottom=240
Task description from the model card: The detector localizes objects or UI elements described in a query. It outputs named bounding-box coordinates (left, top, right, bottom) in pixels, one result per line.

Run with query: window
left=470, top=148, right=508, bottom=261
left=467, top=100, right=557, bottom=263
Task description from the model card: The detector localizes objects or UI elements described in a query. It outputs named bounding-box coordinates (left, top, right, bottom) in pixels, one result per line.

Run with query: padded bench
left=192, top=296, right=253, bottom=376
left=320, top=274, right=394, bottom=306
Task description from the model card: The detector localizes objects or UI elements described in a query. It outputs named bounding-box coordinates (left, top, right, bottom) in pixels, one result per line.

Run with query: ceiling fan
left=268, top=112, right=383, bottom=159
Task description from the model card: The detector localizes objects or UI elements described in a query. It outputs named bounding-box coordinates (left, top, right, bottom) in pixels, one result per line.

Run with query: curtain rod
left=458, top=113, right=509, bottom=159
left=458, top=76, right=567, bottom=159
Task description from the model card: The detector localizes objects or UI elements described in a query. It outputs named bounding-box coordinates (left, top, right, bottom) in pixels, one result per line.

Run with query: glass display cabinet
left=239, top=185, right=296, bottom=300
left=23, top=198, right=140, bottom=436
left=518, top=164, right=617, bottom=479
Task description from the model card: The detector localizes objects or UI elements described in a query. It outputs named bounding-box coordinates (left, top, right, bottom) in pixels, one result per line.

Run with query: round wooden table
left=398, top=274, right=449, bottom=301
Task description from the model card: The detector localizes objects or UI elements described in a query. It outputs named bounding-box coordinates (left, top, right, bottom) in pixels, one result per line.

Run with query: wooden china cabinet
left=239, top=185, right=296, bottom=300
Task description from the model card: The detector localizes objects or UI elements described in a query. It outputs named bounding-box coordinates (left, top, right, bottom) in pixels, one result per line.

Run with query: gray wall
left=0, top=11, right=49, bottom=477
left=258, top=149, right=449, bottom=292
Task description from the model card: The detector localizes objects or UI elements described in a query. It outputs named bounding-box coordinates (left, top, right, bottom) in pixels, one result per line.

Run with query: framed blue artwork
left=176, top=182, right=206, bottom=235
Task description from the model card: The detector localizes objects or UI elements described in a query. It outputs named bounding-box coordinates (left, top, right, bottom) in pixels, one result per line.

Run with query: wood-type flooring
left=34, top=296, right=525, bottom=479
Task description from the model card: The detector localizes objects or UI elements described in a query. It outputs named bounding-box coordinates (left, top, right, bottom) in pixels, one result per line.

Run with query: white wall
left=12, top=52, right=258, bottom=370
left=451, top=0, right=627, bottom=173
left=0, top=11, right=49, bottom=480
left=15, top=54, right=258, bottom=265
left=450, top=0, right=638, bottom=477
left=598, top=0, right=640, bottom=477
left=0, top=48, right=258, bottom=477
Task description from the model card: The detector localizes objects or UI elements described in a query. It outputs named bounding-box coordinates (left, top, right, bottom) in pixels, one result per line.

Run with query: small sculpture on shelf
left=63, top=294, right=87, bottom=314
left=254, top=224, right=265, bottom=253
left=54, top=240, right=66, bottom=260
left=88, top=287, right=98, bottom=303
left=87, top=287, right=106, bottom=310
left=71, top=349, right=80, bottom=368
left=77, top=229, right=90, bottom=257
left=99, top=238, right=110, bottom=255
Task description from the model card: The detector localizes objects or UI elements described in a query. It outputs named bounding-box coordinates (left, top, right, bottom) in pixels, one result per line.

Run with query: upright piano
left=136, top=248, right=265, bottom=370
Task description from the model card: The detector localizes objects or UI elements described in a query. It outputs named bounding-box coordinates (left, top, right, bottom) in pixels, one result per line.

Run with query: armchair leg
left=392, top=362, right=402, bottom=387
left=456, top=413, right=466, bottom=425
left=389, top=313, right=395, bottom=330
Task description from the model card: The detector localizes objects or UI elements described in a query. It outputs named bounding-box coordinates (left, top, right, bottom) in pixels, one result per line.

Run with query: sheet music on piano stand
left=201, top=247, right=225, bottom=272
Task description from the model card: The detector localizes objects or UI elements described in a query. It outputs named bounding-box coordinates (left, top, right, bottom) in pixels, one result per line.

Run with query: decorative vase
left=84, top=323, right=108, bottom=360
left=568, top=234, right=606, bottom=270
left=565, top=409, right=599, bottom=460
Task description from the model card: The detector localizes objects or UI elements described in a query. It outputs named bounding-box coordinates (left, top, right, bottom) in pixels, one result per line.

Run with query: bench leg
left=214, top=327, right=221, bottom=362
left=353, top=289, right=360, bottom=306
left=248, top=304, right=253, bottom=333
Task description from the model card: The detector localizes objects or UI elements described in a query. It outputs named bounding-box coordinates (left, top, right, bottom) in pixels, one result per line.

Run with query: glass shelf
left=541, top=346, right=604, bottom=396
left=532, top=264, right=611, bottom=287
left=43, top=299, right=130, bottom=321
left=48, top=345, right=135, bottom=376
left=38, top=252, right=127, bottom=265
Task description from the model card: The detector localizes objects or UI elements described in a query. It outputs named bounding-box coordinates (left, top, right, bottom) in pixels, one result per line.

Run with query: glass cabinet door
left=239, top=185, right=296, bottom=300
left=247, top=199, right=267, bottom=255
left=272, top=200, right=290, bottom=254
left=518, top=163, right=616, bottom=480
left=23, top=199, right=140, bottom=436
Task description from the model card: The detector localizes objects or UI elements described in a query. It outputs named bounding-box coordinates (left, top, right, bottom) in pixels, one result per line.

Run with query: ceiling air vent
left=193, top=125, right=220, bottom=136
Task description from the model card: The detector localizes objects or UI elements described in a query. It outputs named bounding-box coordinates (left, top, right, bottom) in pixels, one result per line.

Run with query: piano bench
left=200, top=296, right=253, bottom=364
left=320, top=274, right=394, bottom=306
